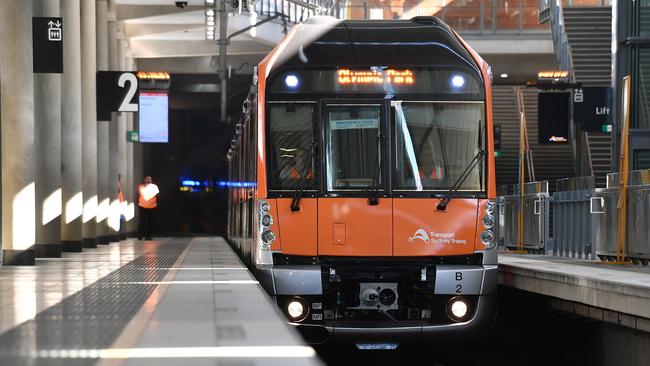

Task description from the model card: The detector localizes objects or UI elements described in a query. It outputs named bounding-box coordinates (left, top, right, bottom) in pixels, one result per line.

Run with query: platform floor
left=499, top=253, right=650, bottom=329
left=0, top=237, right=320, bottom=366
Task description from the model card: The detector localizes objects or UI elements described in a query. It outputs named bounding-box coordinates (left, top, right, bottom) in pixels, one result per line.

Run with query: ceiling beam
left=130, top=39, right=271, bottom=58
left=116, top=5, right=204, bottom=21
left=124, top=23, right=203, bottom=38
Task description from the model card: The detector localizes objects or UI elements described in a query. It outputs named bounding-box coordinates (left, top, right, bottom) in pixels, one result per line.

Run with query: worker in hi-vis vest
left=137, top=176, right=159, bottom=240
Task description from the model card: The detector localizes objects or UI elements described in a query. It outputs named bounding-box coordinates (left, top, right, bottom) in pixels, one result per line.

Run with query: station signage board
left=96, top=71, right=139, bottom=120
left=573, top=86, right=611, bottom=132
left=32, top=17, right=63, bottom=73
left=538, top=92, right=570, bottom=144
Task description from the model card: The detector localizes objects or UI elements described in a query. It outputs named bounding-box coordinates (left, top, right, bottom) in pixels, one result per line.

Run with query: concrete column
left=96, top=0, right=110, bottom=244
left=33, top=0, right=62, bottom=258
left=0, top=0, right=36, bottom=265
left=61, top=0, right=83, bottom=252
left=81, top=0, right=98, bottom=248
left=107, top=14, right=120, bottom=242
left=126, top=58, right=136, bottom=235
left=117, top=40, right=128, bottom=241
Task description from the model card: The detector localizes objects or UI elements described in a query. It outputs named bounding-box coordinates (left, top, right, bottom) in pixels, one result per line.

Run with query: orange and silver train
left=226, top=16, right=497, bottom=341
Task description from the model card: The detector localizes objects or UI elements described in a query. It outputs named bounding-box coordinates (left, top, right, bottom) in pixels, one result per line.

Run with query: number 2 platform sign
left=96, top=71, right=139, bottom=121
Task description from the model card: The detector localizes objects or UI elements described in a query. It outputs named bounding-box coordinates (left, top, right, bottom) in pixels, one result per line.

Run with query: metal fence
left=498, top=170, right=650, bottom=263
left=497, top=181, right=550, bottom=252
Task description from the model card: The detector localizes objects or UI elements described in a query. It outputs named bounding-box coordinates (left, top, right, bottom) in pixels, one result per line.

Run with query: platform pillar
left=96, top=0, right=110, bottom=244
left=0, top=0, right=36, bottom=265
left=61, top=0, right=84, bottom=252
left=117, top=40, right=128, bottom=241
left=107, top=9, right=120, bottom=242
left=33, top=0, right=63, bottom=258
left=81, top=0, right=98, bottom=248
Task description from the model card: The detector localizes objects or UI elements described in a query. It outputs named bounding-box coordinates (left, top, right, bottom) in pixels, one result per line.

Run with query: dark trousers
left=138, top=207, right=155, bottom=238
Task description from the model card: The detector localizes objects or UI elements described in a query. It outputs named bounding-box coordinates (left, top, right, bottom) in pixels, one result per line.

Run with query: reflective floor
left=0, top=237, right=320, bottom=366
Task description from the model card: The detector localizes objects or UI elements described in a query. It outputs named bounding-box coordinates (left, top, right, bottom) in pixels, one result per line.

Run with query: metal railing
left=553, top=176, right=596, bottom=258
left=257, top=0, right=551, bottom=34
left=497, top=181, right=550, bottom=252
left=498, top=170, right=650, bottom=264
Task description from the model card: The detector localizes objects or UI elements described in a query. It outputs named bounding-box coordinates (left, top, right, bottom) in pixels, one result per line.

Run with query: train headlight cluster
left=446, top=297, right=470, bottom=322
left=481, top=200, right=497, bottom=250
left=481, top=214, right=495, bottom=229
left=258, top=200, right=276, bottom=250
left=286, top=297, right=309, bottom=322
left=261, top=230, right=276, bottom=244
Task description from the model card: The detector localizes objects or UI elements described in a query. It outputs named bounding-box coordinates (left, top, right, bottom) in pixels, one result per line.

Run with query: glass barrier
left=558, top=0, right=612, bottom=6
left=606, top=169, right=650, bottom=188
left=556, top=176, right=595, bottom=191
left=500, top=180, right=549, bottom=195
left=342, top=0, right=549, bottom=33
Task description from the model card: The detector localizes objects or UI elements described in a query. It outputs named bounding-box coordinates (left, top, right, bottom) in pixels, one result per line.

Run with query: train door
left=391, top=100, right=480, bottom=256
left=318, top=102, right=393, bottom=256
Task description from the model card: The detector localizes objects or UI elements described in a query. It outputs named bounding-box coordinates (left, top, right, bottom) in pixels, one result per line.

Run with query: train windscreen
left=325, top=105, right=382, bottom=191
left=393, top=101, right=485, bottom=191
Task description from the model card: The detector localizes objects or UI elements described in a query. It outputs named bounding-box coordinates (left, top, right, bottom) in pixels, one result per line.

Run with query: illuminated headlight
left=261, top=230, right=276, bottom=244
left=260, top=201, right=270, bottom=212
left=486, top=201, right=496, bottom=214
left=286, top=298, right=308, bottom=321
left=261, top=214, right=273, bottom=227
left=480, top=230, right=495, bottom=248
left=446, top=297, right=470, bottom=322
left=482, top=214, right=495, bottom=229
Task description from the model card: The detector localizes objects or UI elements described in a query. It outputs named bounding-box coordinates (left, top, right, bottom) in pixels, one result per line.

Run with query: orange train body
left=227, top=16, right=498, bottom=341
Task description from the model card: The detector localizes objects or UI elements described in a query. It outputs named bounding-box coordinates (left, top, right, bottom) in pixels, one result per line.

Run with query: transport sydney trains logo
left=409, top=229, right=467, bottom=245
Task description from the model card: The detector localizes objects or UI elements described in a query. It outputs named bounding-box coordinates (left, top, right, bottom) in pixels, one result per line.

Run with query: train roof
left=264, top=16, right=482, bottom=78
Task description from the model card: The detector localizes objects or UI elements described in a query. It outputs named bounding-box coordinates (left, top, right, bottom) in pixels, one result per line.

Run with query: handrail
left=582, top=131, right=594, bottom=176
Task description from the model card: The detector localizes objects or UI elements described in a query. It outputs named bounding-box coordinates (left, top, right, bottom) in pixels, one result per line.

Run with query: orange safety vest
left=290, top=166, right=314, bottom=179
left=138, top=183, right=159, bottom=209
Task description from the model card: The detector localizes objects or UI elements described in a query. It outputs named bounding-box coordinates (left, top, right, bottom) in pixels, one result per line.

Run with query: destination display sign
left=337, top=69, right=415, bottom=85
left=268, top=68, right=483, bottom=97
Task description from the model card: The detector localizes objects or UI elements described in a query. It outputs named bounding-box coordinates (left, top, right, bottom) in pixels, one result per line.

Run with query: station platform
left=0, top=237, right=320, bottom=365
left=498, top=253, right=650, bottom=332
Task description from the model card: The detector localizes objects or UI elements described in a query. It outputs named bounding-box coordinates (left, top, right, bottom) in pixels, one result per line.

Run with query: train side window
left=268, top=103, right=316, bottom=191
left=325, top=105, right=382, bottom=191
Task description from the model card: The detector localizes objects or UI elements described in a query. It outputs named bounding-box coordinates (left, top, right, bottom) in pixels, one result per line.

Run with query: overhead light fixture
left=206, top=9, right=215, bottom=17
left=205, top=0, right=215, bottom=4
left=500, top=73, right=509, bottom=78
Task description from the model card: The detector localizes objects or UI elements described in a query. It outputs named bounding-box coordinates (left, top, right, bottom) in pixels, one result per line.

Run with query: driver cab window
left=325, top=105, right=382, bottom=191
left=268, top=103, right=316, bottom=191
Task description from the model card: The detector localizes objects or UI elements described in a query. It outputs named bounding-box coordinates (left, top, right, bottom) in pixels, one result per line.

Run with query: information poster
left=139, top=92, right=168, bottom=143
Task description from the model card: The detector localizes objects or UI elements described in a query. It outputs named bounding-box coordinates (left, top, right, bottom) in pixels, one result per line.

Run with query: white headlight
left=480, top=230, right=494, bottom=245
left=486, top=201, right=496, bottom=214
left=450, top=300, right=468, bottom=319
left=260, top=201, right=270, bottom=212
left=261, top=214, right=273, bottom=227
left=261, top=230, right=276, bottom=244
left=482, top=214, right=495, bottom=229
left=287, top=300, right=306, bottom=320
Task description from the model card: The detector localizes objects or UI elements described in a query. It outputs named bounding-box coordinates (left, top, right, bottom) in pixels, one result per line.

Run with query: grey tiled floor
left=0, top=237, right=321, bottom=366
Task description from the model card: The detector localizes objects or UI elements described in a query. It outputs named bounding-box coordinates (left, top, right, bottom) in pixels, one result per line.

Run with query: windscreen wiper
left=436, top=150, right=485, bottom=211
left=290, top=142, right=316, bottom=212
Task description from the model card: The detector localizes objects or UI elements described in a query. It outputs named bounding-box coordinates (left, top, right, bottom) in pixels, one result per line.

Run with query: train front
left=254, top=16, right=497, bottom=341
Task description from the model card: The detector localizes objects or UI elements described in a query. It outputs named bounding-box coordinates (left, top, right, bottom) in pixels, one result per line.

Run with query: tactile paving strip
left=0, top=240, right=189, bottom=366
